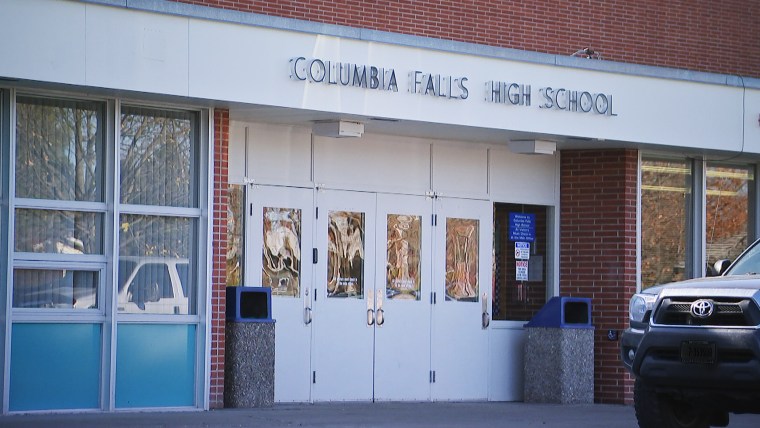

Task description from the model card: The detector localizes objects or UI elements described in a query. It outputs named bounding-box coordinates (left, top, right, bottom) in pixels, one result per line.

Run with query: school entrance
left=246, top=185, right=492, bottom=402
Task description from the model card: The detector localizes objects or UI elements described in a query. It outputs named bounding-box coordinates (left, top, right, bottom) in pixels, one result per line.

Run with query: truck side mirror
left=711, top=259, right=732, bottom=276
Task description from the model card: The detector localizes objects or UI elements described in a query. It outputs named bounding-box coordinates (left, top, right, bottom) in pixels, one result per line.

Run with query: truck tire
left=634, top=379, right=710, bottom=428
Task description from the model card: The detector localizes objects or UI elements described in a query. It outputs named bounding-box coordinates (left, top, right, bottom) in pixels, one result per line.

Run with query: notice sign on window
left=515, top=242, right=530, bottom=260
left=516, top=260, right=529, bottom=281
left=509, top=213, right=535, bottom=242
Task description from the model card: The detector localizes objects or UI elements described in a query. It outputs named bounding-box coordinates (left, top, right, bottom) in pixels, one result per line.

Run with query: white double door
left=247, top=186, right=490, bottom=402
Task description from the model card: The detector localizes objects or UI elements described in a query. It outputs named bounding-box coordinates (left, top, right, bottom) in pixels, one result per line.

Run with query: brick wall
left=210, top=108, right=230, bottom=409
left=560, top=149, right=638, bottom=404
left=173, top=0, right=760, bottom=78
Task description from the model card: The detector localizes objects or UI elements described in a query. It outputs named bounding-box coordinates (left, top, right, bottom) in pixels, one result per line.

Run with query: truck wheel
left=634, top=379, right=709, bottom=428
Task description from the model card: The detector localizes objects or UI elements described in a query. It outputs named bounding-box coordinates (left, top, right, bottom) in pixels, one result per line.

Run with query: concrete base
left=523, top=327, right=594, bottom=404
left=224, top=321, right=275, bottom=408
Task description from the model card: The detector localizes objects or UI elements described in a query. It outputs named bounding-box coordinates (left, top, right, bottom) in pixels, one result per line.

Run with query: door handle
left=367, top=290, right=376, bottom=326
left=482, top=312, right=490, bottom=329
left=304, top=307, right=312, bottom=325
left=375, top=289, right=385, bottom=326
left=481, top=292, right=490, bottom=329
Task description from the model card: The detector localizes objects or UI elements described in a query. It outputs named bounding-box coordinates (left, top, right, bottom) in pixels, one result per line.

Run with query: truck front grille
left=653, top=297, right=760, bottom=327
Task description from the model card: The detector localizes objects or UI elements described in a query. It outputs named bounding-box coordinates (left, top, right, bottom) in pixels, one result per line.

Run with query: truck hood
left=644, top=274, right=760, bottom=300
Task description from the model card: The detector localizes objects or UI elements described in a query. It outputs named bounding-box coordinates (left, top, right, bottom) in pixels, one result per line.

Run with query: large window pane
left=641, top=158, right=692, bottom=288
left=15, top=209, right=102, bottom=254
left=118, top=214, right=196, bottom=314
left=706, top=164, right=753, bottom=266
left=13, top=269, right=98, bottom=309
left=15, top=96, right=103, bottom=202
left=120, top=107, right=196, bottom=207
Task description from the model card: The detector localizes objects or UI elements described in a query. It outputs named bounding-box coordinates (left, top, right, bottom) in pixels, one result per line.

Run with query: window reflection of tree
left=118, top=108, right=195, bottom=259
left=119, top=215, right=192, bottom=259
left=15, top=98, right=102, bottom=254
left=641, top=160, right=691, bottom=287
left=119, top=108, right=193, bottom=207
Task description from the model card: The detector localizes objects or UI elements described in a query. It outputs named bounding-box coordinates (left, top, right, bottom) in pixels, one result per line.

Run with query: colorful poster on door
left=262, top=207, right=302, bottom=297
left=445, top=218, right=479, bottom=302
left=386, top=214, right=421, bottom=300
left=327, top=210, right=365, bottom=298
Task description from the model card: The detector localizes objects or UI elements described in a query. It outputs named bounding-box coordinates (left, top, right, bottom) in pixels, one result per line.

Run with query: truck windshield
left=725, top=240, right=760, bottom=275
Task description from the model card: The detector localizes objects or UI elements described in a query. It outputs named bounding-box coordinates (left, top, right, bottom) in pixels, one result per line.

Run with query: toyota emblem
left=690, top=299, right=714, bottom=318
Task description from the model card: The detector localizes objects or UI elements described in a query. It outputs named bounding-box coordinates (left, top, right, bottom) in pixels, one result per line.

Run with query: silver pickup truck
left=621, top=240, right=760, bottom=428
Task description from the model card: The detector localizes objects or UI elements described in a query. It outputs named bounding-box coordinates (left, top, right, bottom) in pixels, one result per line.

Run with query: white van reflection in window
left=117, top=257, right=190, bottom=314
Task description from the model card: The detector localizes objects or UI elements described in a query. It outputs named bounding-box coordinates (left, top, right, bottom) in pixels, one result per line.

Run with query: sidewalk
left=2, top=402, right=760, bottom=428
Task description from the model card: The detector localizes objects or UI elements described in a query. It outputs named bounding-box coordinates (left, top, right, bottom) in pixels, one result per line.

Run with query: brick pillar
left=210, top=108, right=230, bottom=408
left=560, top=149, right=638, bottom=404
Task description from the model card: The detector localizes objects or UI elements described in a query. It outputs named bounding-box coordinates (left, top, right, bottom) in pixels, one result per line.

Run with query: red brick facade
left=560, top=149, right=639, bottom=404
left=173, top=0, right=760, bottom=79
left=211, top=108, right=230, bottom=409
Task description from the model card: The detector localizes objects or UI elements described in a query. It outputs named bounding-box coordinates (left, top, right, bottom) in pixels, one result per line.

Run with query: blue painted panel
left=116, top=324, right=196, bottom=408
left=10, top=323, right=101, bottom=411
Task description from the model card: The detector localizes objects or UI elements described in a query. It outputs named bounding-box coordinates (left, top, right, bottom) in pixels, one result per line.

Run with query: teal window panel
left=10, top=323, right=101, bottom=411
left=116, top=324, right=196, bottom=408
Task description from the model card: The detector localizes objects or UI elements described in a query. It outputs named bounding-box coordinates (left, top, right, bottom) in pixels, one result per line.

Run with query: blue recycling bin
left=523, top=296, right=592, bottom=328
left=523, top=296, right=594, bottom=404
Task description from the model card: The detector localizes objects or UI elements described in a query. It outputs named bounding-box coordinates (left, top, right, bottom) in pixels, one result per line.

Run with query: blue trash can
left=523, top=296, right=594, bottom=404
left=224, top=286, right=275, bottom=408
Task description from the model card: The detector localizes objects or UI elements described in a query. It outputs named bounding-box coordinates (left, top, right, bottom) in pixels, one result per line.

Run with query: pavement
left=1, top=402, right=760, bottom=428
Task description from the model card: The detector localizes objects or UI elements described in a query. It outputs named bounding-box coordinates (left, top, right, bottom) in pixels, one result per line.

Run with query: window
left=119, top=107, right=196, bottom=207
left=641, top=157, right=693, bottom=288
left=13, top=96, right=106, bottom=309
left=492, top=203, right=549, bottom=321
left=117, top=106, right=200, bottom=315
left=7, top=92, right=208, bottom=411
left=15, top=97, right=104, bottom=202
left=706, top=163, right=753, bottom=266
left=13, top=268, right=98, bottom=309
left=641, top=156, right=757, bottom=288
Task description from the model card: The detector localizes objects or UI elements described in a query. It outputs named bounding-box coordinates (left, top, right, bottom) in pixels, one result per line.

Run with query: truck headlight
left=629, top=293, right=657, bottom=323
